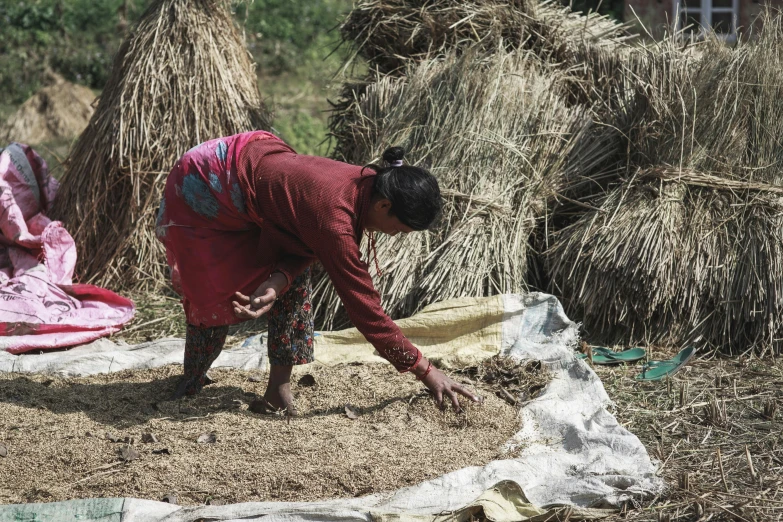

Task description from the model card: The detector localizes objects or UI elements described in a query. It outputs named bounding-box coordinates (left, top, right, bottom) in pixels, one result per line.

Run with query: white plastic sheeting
left=0, top=293, right=663, bottom=521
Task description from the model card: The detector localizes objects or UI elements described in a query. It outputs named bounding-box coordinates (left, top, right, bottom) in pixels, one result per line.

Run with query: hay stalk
left=52, top=0, right=270, bottom=290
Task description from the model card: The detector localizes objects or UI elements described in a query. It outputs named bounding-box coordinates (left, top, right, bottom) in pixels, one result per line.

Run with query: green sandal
left=635, top=346, right=696, bottom=381
left=577, top=346, right=647, bottom=365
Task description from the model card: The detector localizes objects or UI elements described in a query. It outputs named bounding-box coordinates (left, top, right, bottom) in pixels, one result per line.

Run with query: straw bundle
left=52, top=0, right=270, bottom=289
left=332, top=0, right=638, bottom=243
left=315, top=49, right=612, bottom=328
left=339, top=0, right=632, bottom=106
left=522, top=2, right=635, bottom=107
left=547, top=23, right=783, bottom=355
left=547, top=171, right=783, bottom=354
left=339, top=0, right=528, bottom=74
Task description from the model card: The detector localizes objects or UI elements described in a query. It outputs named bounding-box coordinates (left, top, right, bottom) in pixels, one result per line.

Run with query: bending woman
left=156, top=130, right=479, bottom=413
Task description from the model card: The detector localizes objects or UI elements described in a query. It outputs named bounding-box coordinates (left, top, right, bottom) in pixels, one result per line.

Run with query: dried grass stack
left=338, top=0, right=632, bottom=106
left=331, top=0, right=636, bottom=221
left=339, top=0, right=528, bottom=74
left=546, top=21, right=783, bottom=355
left=523, top=1, right=634, bottom=107
left=315, top=49, right=611, bottom=327
left=52, top=0, right=270, bottom=290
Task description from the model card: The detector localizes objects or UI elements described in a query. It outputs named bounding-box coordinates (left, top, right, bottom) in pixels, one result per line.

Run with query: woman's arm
left=313, top=228, right=480, bottom=411
left=232, top=255, right=313, bottom=319
left=314, top=228, right=419, bottom=371
left=272, top=254, right=314, bottom=294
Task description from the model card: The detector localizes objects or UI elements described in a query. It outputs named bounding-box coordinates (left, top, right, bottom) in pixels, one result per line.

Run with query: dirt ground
left=4, top=339, right=779, bottom=520
left=0, top=360, right=544, bottom=506
left=598, top=349, right=783, bottom=522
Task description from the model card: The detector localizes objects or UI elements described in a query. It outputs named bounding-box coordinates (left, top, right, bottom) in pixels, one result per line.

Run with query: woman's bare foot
left=263, top=382, right=296, bottom=415
left=170, top=375, right=206, bottom=400
left=250, top=365, right=296, bottom=416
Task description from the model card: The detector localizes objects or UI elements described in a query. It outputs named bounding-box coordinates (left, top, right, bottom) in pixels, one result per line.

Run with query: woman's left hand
left=232, top=272, right=288, bottom=319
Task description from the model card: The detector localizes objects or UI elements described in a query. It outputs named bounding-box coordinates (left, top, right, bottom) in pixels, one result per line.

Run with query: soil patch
left=597, top=351, right=783, bottom=521
left=0, top=359, right=547, bottom=505
left=0, top=74, right=95, bottom=146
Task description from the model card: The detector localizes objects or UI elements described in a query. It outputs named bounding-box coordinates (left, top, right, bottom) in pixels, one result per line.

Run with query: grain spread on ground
left=0, top=359, right=547, bottom=505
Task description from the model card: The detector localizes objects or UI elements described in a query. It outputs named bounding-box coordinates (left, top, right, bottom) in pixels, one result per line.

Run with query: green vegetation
left=243, top=0, right=354, bottom=156
left=238, top=0, right=354, bottom=155
left=237, top=0, right=350, bottom=75
left=0, top=0, right=149, bottom=104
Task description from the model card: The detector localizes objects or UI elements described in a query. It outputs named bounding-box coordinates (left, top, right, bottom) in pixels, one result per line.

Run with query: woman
left=156, top=130, right=479, bottom=413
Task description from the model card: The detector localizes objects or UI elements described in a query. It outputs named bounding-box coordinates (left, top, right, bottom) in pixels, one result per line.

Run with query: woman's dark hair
left=368, top=147, right=442, bottom=231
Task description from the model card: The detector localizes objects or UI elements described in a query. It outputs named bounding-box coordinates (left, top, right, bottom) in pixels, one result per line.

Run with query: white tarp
left=0, top=293, right=664, bottom=521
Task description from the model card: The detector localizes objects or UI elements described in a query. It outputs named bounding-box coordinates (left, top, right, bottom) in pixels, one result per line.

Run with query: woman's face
left=366, top=198, right=414, bottom=237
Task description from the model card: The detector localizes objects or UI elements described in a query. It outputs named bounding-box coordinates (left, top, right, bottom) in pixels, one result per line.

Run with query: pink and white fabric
left=0, top=142, right=134, bottom=354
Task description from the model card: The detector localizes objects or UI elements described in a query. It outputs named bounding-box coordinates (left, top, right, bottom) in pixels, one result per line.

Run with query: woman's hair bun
left=382, top=146, right=405, bottom=164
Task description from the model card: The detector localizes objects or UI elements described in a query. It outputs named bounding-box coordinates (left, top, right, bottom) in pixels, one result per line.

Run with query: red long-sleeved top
left=158, top=131, right=420, bottom=372
left=237, top=136, right=421, bottom=372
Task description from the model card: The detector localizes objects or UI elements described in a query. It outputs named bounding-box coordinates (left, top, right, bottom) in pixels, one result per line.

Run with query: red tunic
left=156, top=131, right=421, bottom=372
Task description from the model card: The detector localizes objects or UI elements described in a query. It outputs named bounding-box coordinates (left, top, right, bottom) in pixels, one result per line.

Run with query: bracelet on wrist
left=415, top=360, right=433, bottom=381
left=270, top=270, right=289, bottom=285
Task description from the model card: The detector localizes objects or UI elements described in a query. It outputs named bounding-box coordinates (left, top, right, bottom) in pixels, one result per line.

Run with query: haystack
left=314, top=49, right=612, bottom=328
left=338, top=0, right=633, bottom=106
left=546, top=21, right=783, bottom=355
left=318, top=0, right=632, bottom=328
left=52, top=0, right=271, bottom=290
left=0, top=73, right=95, bottom=146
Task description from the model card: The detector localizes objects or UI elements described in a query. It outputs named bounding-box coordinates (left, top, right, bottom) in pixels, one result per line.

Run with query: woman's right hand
left=232, top=272, right=288, bottom=319
left=413, top=357, right=482, bottom=413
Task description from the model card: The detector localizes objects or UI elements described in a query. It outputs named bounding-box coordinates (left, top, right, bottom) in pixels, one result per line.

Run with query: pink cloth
left=0, top=143, right=135, bottom=354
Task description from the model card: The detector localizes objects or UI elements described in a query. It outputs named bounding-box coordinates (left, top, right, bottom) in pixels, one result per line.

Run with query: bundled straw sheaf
left=547, top=20, right=783, bottom=355
left=53, top=0, right=270, bottom=289
left=339, top=0, right=633, bottom=106
left=316, top=48, right=611, bottom=328
left=340, top=0, right=529, bottom=73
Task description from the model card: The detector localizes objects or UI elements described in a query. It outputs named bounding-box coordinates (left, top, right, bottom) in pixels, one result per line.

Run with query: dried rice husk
left=0, top=361, right=538, bottom=505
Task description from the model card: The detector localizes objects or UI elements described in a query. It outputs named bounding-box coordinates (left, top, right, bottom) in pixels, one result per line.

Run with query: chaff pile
left=547, top=23, right=783, bottom=354
left=0, top=72, right=95, bottom=146
left=596, top=354, right=783, bottom=520
left=52, top=0, right=270, bottom=290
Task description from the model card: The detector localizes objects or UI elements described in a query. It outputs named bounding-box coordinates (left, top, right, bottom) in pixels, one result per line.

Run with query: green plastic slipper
left=577, top=346, right=647, bottom=365
left=634, top=346, right=696, bottom=381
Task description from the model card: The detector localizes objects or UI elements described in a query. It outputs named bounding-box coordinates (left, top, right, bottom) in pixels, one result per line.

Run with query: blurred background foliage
left=0, top=0, right=143, bottom=104
left=237, top=0, right=349, bottom=74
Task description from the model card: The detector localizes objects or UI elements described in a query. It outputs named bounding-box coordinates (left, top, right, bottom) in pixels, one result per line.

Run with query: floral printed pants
left=179, top=269, right=315, bottom=396
left=266, top=269, right=315, bottom=366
